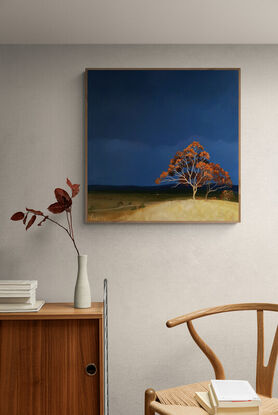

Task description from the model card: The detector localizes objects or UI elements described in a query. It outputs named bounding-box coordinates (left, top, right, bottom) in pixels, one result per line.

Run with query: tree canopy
left=155, top=140, right=232, bottom=199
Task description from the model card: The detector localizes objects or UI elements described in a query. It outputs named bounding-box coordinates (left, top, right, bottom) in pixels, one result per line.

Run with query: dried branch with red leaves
left=10, top=178, right=81, bottom=255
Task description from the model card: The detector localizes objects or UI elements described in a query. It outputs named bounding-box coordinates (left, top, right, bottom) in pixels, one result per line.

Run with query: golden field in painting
left=87, top=192, right=239, bottom=222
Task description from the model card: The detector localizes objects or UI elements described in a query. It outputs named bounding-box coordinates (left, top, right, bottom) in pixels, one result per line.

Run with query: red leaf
left=71, top=184, right=80, bottom=198
left=47, top=202, right=65, bottom=214
left=10, top=212, right=25, bottom=221
left=26, top=215, right=36, bottom=230
left=66, top=178, right=80, bottom=198
left=54, top=188, right=72, bottom=209
left=23, top=213, right=28, bottom=224
left=26, top=208, right=43, bottom=215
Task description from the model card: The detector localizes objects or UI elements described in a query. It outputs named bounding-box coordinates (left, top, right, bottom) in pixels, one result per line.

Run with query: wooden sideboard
left=0, top=303, right=104, bottom=415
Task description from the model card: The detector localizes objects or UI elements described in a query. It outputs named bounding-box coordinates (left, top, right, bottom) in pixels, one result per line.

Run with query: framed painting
left=85, top=68, right=240, bottom=223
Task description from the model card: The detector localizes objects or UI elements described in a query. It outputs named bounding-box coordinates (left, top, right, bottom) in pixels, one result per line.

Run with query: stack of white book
left=195, top=380, right=261, bottom=415
left=0, top=280, right=45, bottom=312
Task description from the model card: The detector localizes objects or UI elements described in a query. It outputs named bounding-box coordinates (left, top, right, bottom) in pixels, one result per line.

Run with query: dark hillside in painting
left=88, top=184, right=239, bottom=198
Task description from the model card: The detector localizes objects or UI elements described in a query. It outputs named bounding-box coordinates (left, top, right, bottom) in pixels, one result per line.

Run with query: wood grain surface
left=0, top=302, right=103, bottom=320
left=0, top=304, right=104, bottom=415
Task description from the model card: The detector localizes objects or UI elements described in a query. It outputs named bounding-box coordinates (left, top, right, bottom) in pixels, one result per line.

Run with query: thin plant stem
left=66, top=211, right=72, bottom=238
left=35, top=213, right=80, bottom=256
left=69, top=210, right=74, bottom=239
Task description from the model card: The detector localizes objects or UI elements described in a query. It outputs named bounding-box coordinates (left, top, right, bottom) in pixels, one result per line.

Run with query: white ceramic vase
left=74, top=255, right=91, bottom=309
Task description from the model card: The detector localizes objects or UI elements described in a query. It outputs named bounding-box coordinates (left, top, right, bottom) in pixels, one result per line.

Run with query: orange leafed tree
left=203, top=162, right=232, bottom=199
left=155, top=140, right=232, bottom=200
left=155, top=141, right=211, bottom=199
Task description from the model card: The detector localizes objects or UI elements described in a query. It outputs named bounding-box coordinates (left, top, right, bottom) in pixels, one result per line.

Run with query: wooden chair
left=145, top=303, right=278, bottom=415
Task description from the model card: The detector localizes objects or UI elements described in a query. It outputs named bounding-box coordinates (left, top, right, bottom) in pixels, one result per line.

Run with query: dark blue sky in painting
left=87, top=69, right=239, bottom=186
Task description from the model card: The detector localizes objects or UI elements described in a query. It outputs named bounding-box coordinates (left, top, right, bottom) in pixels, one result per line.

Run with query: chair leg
left=145, top=388, right=156, bottom=415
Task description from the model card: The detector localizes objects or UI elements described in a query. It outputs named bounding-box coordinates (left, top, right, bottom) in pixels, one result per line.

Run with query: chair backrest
left=166, top=303, right=278, bottom=397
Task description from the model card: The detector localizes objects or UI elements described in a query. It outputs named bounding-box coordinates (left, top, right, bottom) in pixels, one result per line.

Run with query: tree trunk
left=205, top=185, right=211, bottom=200
left=192, top=187, right=197, bottom=200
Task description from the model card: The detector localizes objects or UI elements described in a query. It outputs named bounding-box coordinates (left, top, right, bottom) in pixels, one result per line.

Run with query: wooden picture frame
left=85, top=68, right=240, bottom=223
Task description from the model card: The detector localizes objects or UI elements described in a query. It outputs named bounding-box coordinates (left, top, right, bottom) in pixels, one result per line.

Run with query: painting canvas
left=85, top=69, right=240, bottom=223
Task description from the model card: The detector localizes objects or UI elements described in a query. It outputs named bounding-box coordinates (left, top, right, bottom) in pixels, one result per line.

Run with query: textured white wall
left=0, top=46, right=277, bottom=413
left=2, top=1, right=278, bottom=44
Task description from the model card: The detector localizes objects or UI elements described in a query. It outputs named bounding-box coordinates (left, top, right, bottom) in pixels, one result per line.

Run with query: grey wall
left=0, top=45, right=277, bottom=413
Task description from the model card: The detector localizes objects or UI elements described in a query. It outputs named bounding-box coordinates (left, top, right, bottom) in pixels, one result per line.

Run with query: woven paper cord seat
left=151, top=382, right=278, bottom=415
left=150, top=381, right=278, bottom=415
